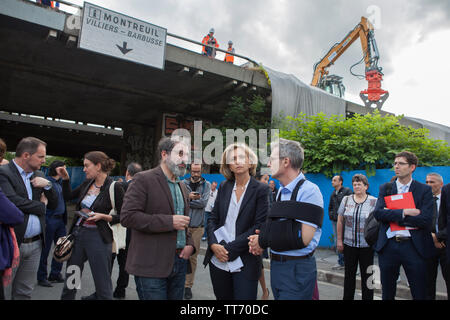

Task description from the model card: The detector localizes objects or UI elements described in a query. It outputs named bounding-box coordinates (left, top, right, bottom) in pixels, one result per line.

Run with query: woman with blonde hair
left=203, top=143, right=270, bottom=300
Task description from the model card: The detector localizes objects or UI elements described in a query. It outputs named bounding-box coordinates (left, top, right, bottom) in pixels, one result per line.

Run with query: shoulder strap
left=109, top=181, right=116, bottom=214
left=276, top=179, right=306, bottom=202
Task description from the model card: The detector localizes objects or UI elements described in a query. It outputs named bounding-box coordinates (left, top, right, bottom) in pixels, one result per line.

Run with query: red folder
left=384, top=192, right=418, bottom=231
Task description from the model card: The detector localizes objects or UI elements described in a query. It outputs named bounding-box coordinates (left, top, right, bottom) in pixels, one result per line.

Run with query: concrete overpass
left=0, top=111, right=123, bottom=160
left=0, top=0, right=271, bottom=169
left=1, top=0, right=448, bottom=170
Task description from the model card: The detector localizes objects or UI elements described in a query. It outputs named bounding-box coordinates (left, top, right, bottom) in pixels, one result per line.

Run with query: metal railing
left=29, top=0, right=261, bottom=68
left=166, top=32, right=260, bottom=67
left=52, top=0, right=82, bottom=9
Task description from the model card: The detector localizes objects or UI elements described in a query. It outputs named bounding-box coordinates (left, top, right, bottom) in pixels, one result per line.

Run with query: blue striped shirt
left=271, top=172, right=323, bottom=256
left=12, top=160, right=41, bottom=238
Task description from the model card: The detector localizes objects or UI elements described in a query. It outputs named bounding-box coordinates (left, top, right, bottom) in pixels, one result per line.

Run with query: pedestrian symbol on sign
left=88, top=7, right=101, bottom=20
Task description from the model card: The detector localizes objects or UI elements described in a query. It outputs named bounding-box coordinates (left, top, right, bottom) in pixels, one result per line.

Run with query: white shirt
left=205, top=189, right=218, bottom=212
left=386, top=178, right=412, bottom=238
left=211, top=179, right=250, bottom=272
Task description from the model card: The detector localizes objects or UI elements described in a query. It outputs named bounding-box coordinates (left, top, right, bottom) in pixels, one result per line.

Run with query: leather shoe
left=113, top=290, right=125, bottom=299
left=81, top=292, right=97, bottom=300
left=38, top=279, right=53, bottom=287
left=184, top=287, right=192, bottom=300
left=48, top=274, right=65, bottom=283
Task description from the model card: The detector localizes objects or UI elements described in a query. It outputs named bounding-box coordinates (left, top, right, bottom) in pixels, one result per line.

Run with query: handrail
left=40, top=0, right=83, bottom=10
left=167, top=32, right=260, bottom=67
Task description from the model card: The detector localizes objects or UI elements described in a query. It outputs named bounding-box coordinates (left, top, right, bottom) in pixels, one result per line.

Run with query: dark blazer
left=203, top=177, right=270, bottom=281
left=436, top=186, right=447, bottom=243
left=439, top=183, right=450, bottom=260
left=328, top=186, right=353, bottom=221
left=372, top=179, right=435, bottom=259
left=62, top=176, right=124, bottom=244
left=120, top=166, right=195, bottom=278
left=0, top=161, right=58, bottom=246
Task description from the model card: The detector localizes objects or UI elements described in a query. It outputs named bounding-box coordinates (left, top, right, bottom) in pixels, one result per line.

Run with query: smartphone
left=76, top=210, right=91, bottom=219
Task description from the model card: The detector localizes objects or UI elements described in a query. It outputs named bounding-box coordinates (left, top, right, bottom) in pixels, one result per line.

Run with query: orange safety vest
left=224, top=47, right=235, bottom=63
left=202, top=34, right=219, bottom=54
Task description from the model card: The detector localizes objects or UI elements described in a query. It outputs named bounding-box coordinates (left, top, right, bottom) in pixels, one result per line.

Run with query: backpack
left=364, top=182, right=393, bottom=246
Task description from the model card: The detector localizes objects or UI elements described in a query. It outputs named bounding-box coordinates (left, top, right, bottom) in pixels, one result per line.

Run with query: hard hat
left=228, top=40, right=233, bottom=45
left=209, top=28, right=215, bottom=33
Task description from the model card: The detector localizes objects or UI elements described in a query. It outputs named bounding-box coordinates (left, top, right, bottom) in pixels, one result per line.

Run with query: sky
left=63, top=0, right=450, bottom=128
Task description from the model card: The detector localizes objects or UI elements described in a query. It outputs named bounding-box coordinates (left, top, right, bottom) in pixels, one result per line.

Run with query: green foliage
left=4, top=151, right=14, bottom=161
left=220, top=94, right=271, bottom=133
left=45, top=155, right=83, bottom=167
left=279, top=110, right=450, bottom=177
left=204, top=94, right=272, bottom=173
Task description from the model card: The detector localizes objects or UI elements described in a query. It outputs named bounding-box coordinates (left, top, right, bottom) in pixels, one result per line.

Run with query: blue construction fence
left=53, top=166, right=450, bottom=248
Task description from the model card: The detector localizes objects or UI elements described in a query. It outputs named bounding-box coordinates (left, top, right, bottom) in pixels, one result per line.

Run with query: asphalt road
left=27, top=251, right=379, bottom=301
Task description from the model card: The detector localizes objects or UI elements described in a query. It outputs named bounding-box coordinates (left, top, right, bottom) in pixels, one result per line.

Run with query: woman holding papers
left=203, top=143, right=270, bottom=300
left=337, top=174, right=377, bottom=300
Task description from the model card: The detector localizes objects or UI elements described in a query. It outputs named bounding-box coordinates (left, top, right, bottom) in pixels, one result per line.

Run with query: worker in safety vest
left=224, top=41, right=235, bottom=64
left=202, top=28, right=219, bottom=58
left=38, top=0, right=60, bottom=9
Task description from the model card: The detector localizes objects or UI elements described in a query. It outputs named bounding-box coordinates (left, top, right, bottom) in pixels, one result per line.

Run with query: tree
left=203, top=94, right=272, bottom=172
left=278, top=111, right=450, bottom=177
left=218, top=94, right=271, bottom=134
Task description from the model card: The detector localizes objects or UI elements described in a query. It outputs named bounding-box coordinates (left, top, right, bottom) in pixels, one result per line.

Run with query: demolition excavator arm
left=311, top=16, right=389, bottom=111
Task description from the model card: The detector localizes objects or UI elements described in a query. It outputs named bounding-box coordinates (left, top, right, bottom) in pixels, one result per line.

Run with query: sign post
left=78, top=2, right=167, bottom=70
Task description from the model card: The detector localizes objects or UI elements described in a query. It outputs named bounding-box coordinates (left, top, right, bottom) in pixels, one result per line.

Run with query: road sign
left=78, top=2, right=167, bottom=70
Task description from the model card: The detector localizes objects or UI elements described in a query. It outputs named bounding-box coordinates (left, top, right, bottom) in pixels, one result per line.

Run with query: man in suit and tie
left=373, top=151, right=434, bottom=300
left=120, top=137, right=195, bottom=300
left=0, top=137, right=58, bottom=299
left=425, top=173, right=449, bottom=299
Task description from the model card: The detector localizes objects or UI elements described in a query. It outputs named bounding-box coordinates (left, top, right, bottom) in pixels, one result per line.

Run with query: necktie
left=432, top=196, right=438, bottom=233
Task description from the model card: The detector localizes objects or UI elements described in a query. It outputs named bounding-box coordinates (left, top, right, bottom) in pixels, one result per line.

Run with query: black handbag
left=364, top=182, right=393, bottom=246
left=364, top=211, right=379, bottom=247
left=53, top=217, right=86, bottom=263
left=53, top=233, right=75, bottom=263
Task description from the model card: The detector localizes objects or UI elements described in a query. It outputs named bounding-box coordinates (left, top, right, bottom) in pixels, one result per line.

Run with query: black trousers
left=111, top=248, right=129, bottom=294
left=111, top=229, right=131, bottom=294
left=0, top=270, right=4, bottom=300
left=426, top=246, right=450, bottom=300
left=343, top=244, right=374, bottom=300
left=378, top=238, right=427, bottom=300
left=209, top=263, right=258, bottom=300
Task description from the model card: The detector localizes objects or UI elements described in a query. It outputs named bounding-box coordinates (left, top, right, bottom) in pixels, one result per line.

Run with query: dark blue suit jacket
left=439, top=183, right=450, bottom=262
left=373, top=179, right=435, bottom=259
left=203, top=177, right=270, bottom=281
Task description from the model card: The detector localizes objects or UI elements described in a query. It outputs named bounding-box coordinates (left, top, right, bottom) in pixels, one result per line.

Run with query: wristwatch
left=46, top=181, right=52, bottom=189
